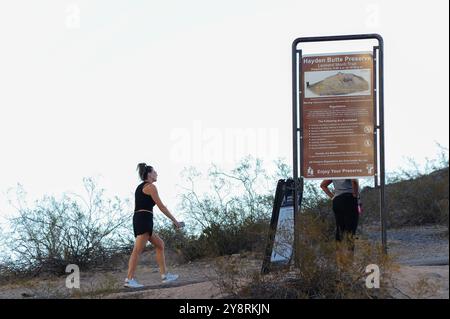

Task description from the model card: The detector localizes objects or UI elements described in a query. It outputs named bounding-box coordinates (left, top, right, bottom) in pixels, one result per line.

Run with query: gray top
left=332, top=179, right=353, bottom=198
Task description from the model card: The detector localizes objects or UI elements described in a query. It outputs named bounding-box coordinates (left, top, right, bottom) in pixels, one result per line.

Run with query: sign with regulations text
left=301, top=52, right=376, bottom=179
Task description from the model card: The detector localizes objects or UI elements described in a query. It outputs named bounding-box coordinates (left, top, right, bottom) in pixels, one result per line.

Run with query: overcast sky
left=0, top=0, right=448, bottom=221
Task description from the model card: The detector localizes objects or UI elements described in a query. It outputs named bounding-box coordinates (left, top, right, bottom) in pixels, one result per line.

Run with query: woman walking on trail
left=124, top=163, right=182, bottom=288
left=320, top=179, right=360, bottom=252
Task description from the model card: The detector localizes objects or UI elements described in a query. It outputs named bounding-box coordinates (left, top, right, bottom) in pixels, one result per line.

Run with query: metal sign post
left=292, top=34, right=387, bottom=264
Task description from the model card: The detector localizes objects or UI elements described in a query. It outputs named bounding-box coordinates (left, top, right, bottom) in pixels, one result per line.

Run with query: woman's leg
left=149, top=233, right=166, bottom=276
left=127, top=233, right=149, bottom=280
left=342, top=195, right=359, bottom=252
left=333, top=195, right=351, bottom=268
left=332, top=196, right=345, bottom=242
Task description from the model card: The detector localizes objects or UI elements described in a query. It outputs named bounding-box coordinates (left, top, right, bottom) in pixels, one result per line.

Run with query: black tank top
left=134, top=182, right=156, bottom=212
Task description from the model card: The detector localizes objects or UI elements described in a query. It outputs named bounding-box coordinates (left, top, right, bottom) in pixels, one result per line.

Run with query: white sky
left=0, top=0, right=448, bottom=221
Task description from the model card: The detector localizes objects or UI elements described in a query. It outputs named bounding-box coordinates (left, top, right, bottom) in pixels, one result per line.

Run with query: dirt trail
left=364, top=224, right=449, bottom=299
left=0, top=252, right=255, bottom=299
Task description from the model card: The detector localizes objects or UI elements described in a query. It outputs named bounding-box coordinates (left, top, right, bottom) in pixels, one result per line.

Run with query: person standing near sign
left=320, top=179, right=359, bottom=252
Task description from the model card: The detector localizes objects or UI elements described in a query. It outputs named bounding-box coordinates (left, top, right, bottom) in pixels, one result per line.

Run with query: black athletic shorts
left=133, top=211, right=153, bottom=238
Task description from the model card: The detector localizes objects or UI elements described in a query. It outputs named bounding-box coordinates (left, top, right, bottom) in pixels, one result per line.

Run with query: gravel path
left=363, top=224, right=448, bottom=266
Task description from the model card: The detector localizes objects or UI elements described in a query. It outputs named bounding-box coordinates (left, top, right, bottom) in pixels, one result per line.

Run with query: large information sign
left=301, top=52, right=375, bottom=179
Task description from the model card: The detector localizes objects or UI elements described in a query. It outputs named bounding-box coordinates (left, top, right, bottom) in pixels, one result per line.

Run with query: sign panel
left=270, top=189, right=295, bottom=263
left=301, top=52, right=376, bottom=179
left=261, top=179, right=302, bottom=274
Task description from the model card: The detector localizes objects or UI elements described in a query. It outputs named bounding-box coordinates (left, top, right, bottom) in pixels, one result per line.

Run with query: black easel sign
left=261, top=179, right=302, bottom=274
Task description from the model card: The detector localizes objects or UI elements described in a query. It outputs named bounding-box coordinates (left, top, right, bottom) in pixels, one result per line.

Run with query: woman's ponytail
left=137, top=163, right=153, bottom=181
left=137, top=163, right=147, bottom=181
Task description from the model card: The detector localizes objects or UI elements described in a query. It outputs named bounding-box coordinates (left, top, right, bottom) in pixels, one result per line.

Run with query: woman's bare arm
left=351, top=179, right=359, bottom=198
left=320, top=180, right=334, bottom=199
left=144, top=184, right=180, bottom=227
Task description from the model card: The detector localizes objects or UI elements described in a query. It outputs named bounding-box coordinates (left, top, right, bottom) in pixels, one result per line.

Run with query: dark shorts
left=133, top=211, right=153, bottom=238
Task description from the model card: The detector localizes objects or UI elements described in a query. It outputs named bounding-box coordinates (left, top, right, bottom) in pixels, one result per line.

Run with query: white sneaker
left=161, top=272, right=179, bottom=283
left=124, top=278, right=144, bottom=288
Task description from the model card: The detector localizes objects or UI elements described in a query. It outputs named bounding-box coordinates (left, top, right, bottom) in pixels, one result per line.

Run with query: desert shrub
left=173, top=156, right=288, bottom=261
left=198, top=218, right=269, bottom=257
left=357, top=144, right=449, bottom=228
left=215, top=212, right=395, bottom=299
left=155, top=215, right=270, bottom=262
left=360, top=167, right=449, bottom=227
left=0, top=178, right=133, bottom=278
